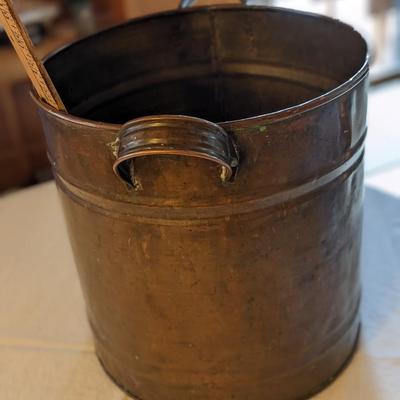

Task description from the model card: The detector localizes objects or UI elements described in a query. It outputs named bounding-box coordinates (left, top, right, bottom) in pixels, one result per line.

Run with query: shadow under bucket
left=35, top=5, right=368, bottom=400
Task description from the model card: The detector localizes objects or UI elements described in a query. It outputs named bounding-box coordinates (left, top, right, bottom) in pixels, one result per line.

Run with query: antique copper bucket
left=35, top=5, right=368, bottom=400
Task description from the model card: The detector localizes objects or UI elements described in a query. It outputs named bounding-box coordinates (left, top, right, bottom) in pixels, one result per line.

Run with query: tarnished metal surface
left=114, top=115, right=239, bottom=185
left=36, top=5, right=368, bottom=400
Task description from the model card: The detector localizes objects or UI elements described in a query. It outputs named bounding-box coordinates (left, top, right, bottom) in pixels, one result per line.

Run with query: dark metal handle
left=180, top=0, right=248, bottom=8
left=113, top=115, right=239, bottom=187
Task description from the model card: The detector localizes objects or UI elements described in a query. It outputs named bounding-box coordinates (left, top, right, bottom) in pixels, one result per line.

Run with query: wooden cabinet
left=0, top=26, right=76, bottom=191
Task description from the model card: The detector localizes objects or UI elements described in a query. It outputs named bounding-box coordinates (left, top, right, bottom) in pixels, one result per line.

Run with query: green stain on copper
left=258, top=126, right=267, bottom=133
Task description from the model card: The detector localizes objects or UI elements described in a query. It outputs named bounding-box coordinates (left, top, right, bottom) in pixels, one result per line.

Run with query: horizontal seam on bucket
left=53, top=140, right=365, bottom=224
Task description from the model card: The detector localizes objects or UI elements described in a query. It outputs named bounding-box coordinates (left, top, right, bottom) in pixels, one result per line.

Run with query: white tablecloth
left=0, top=168, right=399, bottom=400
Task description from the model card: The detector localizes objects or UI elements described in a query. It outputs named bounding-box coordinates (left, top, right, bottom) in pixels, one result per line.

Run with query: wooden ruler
left=0, top=0, right=66, bottom=111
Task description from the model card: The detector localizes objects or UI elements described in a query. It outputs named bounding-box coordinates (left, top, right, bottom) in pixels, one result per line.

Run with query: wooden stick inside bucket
left=0, top=0, right=66, bottom=111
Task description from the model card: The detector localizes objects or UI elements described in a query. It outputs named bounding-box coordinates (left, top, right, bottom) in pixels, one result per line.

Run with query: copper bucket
left=35, top=4, right=368, bottom=400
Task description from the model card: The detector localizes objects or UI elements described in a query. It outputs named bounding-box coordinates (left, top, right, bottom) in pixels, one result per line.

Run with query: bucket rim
left=34, top=4, right=369, bottom=131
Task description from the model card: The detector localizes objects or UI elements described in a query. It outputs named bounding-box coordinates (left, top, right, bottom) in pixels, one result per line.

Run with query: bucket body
left=36, top=6, right=368, bottom=400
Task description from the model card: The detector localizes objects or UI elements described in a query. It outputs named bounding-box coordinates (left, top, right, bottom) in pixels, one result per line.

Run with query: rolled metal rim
left=34, top=5, right=369, bottom=130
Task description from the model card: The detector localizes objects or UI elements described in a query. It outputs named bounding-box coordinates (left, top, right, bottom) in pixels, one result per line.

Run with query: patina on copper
left=114, top=115, right=239, bottom=185
left=35, top=5, right=368, bottom=400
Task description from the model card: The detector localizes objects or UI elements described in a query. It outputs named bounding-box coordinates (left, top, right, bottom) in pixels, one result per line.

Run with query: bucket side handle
left=113, top=115, right=239, bottom=187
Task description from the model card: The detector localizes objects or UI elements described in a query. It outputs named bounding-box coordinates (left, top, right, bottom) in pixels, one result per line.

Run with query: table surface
left=0, top=167, right=399, bottom=400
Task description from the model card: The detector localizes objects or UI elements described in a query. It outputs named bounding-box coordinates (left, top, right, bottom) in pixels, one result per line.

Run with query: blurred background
left=0, top=0, right=399, bottom=192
